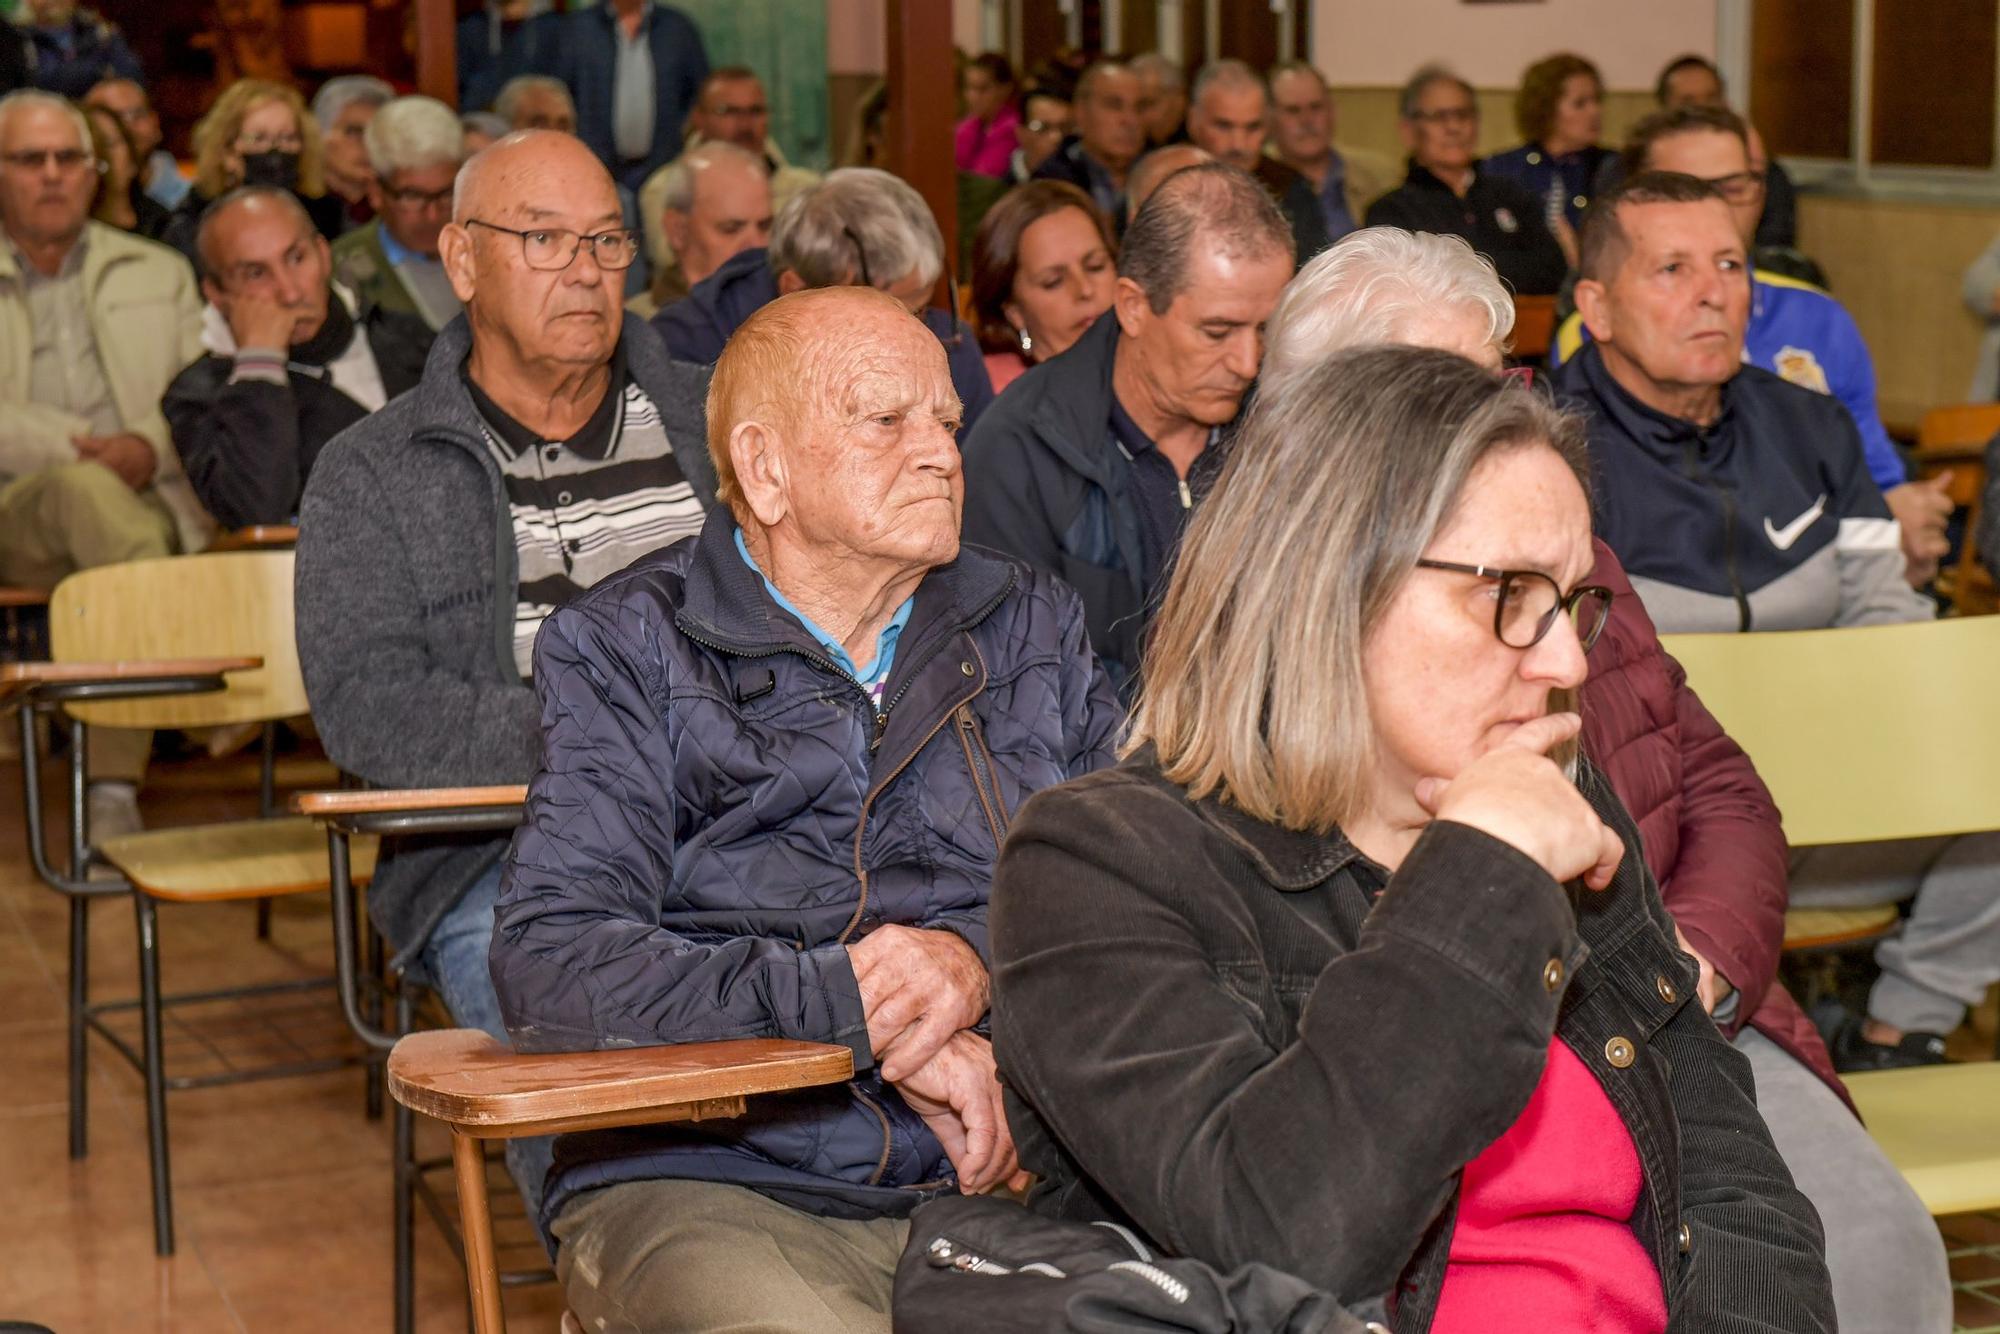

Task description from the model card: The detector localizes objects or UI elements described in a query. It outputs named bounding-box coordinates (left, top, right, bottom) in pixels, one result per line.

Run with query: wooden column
left=885, top=0, right=957, bottom=287
left=414, top=0, right=458, bottom=108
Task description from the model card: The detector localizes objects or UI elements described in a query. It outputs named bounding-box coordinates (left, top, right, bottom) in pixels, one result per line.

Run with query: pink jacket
left=956, top=105, right=1020, bottom=178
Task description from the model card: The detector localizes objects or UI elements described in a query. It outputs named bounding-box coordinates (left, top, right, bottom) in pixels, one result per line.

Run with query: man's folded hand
left=849, top=923, right=989, bottom=1081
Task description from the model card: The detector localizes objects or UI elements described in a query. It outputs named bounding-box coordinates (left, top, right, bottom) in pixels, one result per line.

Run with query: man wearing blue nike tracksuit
left=1558, top=169, right=2000, bottom=1082
left=1553, top=103, right=1954, bottom=584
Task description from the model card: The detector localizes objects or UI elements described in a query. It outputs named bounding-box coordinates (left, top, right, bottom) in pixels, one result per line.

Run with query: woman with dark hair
left=956, top=51, right=1019, bottom=179
left=988, top=347, right=1835, bottom=1332
left=969, top=179, right=1116, bottom=393
left=1484, top=52, right=1613, bottom=242
left=83, top=100, right=170, bottom=240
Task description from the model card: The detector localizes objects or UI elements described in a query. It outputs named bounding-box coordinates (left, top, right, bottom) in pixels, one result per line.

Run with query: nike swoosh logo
left=1764, top=495, right=1828, bottom=551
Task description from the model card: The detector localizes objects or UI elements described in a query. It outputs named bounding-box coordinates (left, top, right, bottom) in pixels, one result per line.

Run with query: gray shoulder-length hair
left=1126, top=345, right=1591, bottom=834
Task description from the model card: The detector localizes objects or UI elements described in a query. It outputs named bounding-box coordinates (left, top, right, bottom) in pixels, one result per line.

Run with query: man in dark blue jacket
left=960, top=162, right=1293, bottom=696
left=544, top=0, right=707, bottom=189
left=654, top=165, right=994, bottom=434
left=491, top=286, right=1122, bottom=1333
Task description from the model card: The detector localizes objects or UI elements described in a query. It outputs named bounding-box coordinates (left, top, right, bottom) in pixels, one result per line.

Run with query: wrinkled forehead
left=807, top=314, right=956, bottom=419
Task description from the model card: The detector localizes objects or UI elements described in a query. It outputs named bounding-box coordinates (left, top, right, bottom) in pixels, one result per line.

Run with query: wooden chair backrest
left=49, top=551, right=306, bottom=728
left=1912, top=402, right=2000, bottom=614
left=1511, top=294, right=1558, bottom=360
left=1661, top=617, right=2000, bottom=846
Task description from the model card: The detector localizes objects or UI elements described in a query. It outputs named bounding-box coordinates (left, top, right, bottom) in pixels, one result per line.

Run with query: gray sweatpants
left=1737, top=1028, right=1951, bottom=1332
left=554, top=1178, right=909, bottom=1334
left=1789, top=831, right=2000, bottom=1033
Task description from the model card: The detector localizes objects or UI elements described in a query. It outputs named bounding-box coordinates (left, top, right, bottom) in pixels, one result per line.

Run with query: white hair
left=311, top=75, right=394, bottom=131
left=494, top=75, right=573, bottom=127
left=658, top=139, right=767, bottom=213
left=0, top=89, right=91, bottom=154
left=1261, top=228, right=1515, bottom=394
left=770, top=166, right=942, bottom=291
left=364, top=95, right=465, bottom=179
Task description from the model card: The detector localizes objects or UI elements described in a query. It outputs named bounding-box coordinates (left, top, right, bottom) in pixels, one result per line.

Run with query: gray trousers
left=554, top=1178, right=909, bottom=1334
left=1738, top=1028, right=1951, bottom=1332
left=1789, top=831, right=2000, bottom=1033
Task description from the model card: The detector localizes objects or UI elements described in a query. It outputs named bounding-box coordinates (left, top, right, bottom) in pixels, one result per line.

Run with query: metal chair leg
left=134, top=893, right=175, bottom=1256
left=394, top=989, right=417, bottom=1334
left=67, top=894, right=88, bottom=1159
left=364, top=923, right=386, bottom=1120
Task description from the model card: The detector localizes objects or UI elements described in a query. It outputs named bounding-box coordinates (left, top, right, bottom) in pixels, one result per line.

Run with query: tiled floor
left=0, top=745, right=563, bottom=1332
left=0, top=741, right=1993, bottom=1331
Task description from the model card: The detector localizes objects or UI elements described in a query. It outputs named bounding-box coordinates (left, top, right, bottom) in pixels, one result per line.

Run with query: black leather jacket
left=990, top=754, right=1834, bottom=1333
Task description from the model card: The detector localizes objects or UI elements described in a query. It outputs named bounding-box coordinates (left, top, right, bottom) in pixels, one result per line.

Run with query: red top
left=956, top=105, right=1021, bottom=178
left=1429, top=1038, right=1667, bottom=1333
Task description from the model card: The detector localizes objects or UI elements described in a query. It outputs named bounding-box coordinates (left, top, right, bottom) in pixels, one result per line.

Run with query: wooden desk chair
left=1510, top=293, right=1557, bottom=362
left=389, top=1031, right=852, bottom=1334
left=1661, top=620, right=2000, bottom=1209
left=1912, top=403, right=2000, bottom=616
left=2, top=551, right=380, bottom=1256
left=296, top=787, right=853, bottom=1334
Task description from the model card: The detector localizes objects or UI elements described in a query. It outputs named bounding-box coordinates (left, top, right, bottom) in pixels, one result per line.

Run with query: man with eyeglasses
left=330, top=95, right=467, bottom=333
left=82, top=77, right=189, bottom=211
left=1009, top=84, right=1072, bottom=186
left=1558, top=172, right=2000, bottom=1087
left=0, top=88, right=204, bottom=837
left=636, top=66, right=818, bottom=276
left=1365, top=64, right=1566, bottom=296
left=1553, top=103, right=1951, bottom=588
left=296, top=128, right=716, bottom=1226
left=654, top=166, right=993, bottom=436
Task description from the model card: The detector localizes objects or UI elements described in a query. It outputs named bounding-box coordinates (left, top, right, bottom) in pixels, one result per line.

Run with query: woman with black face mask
left=160, top=78, right=346, bottom=266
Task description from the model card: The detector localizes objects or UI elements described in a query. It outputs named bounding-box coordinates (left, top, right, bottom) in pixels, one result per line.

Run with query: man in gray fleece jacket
left=295, top=131, right=716, bottom=1219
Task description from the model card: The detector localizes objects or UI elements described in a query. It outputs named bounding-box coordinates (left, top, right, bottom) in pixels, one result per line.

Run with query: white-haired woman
left=989, top=347, right=1835, bottom=1332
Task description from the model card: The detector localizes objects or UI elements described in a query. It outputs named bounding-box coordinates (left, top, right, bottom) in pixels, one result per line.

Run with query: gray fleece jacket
left=295, top=312, right=717, bottom=965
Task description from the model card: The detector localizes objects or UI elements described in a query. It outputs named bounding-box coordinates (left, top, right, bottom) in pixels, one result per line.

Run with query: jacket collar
left=1571, top=341, right=1740, bottom=466
left=675, top=507, right=1016, bottom=674
left=1025, top=310, right=1127, bottom=486
left=1401, top=160, right=1478, bottom=196
left=1123, top=749, right=1364, bottom=891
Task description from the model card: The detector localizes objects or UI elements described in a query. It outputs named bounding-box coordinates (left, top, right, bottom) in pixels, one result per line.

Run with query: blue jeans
left=418, top=858, right=554, bottom=1248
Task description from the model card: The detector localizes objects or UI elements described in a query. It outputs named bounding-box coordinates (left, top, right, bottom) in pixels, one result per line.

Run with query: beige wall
left=1798, top=196, right=2000, bottom=430
left=1312, top=0, right=1716, bottom=89
left=1325, top=87, right=1657, bottom=166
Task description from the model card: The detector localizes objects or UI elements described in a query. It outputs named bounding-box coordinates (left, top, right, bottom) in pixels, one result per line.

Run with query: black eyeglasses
left=1416, top=560, right=1614, bottom=652
left=1, top=148, right=96, bottom=172
left=465, top=218, right=642, bottom=271
left=1700, top=169, right=1766, bottom=204
left=842, top=224, right=963, bottom=349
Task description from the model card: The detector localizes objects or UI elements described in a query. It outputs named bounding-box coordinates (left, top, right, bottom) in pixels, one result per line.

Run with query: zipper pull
left=926, top=1236, right=1014, bottom=1275
left=1178, top=476, right=1192, bottom=509
left=869, top=710, right=887, bottom=752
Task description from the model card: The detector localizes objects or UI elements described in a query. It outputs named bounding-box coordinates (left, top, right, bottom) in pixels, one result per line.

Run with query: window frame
left=1728, top=0, right=2000, bottom=203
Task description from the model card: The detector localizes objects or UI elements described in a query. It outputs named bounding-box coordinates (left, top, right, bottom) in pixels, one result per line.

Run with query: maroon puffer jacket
left=1580, top=540, right=1851, bottom=1111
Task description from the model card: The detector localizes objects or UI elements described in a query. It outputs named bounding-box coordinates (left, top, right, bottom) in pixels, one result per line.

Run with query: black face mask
left=239, top=150, right=300, bottom=191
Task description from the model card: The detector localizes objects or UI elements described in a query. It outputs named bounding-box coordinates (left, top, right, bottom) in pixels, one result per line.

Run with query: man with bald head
left=164, top=186, right=432, bottom=529
left=1123, top=141, right=1210, bottom=227
left=630, top=139, right=771, bottom=314
left=296, top=129, right=717, bottom=1223
left=488, top=284, right=1121, bottom=1333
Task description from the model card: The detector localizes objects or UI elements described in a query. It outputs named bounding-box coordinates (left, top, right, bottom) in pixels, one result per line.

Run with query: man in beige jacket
left=0, top=89, right=207, bottom=832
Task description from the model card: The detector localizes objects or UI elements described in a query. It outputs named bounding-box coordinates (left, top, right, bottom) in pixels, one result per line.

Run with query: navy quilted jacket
left=490, top=507, right=1124, bottom=1225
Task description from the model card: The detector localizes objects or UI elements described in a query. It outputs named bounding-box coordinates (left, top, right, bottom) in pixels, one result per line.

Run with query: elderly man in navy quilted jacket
left=490, top=284, right=1123, bottom=1334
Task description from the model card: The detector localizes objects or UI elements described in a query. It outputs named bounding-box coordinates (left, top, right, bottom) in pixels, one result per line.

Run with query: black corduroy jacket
left=990, top=753, right=1835, bottom=1333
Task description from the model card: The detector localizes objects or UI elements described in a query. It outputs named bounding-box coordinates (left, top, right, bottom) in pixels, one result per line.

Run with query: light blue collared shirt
left=735, top=528, right=915, bottom=700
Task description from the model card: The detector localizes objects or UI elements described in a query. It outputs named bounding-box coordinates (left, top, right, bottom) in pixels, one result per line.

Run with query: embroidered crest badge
left=1493, top=206, right=1519, bottom=234
left=1773, top=345, right=1830, bottom=394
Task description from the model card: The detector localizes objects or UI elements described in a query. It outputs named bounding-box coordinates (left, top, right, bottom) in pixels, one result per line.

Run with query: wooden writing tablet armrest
left=387, top=1031, right=855, bottom=1138
left=0, top=586, right=50, bottom=608
left=0, top=656, right=262, bottom=699
left=207, top=524, right=300, bottom=551
left=295, top=786, right=530, bottom=818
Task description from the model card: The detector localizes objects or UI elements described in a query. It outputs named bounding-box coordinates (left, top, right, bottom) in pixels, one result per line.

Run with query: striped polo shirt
left=463, top=346, right=706, bottom=677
